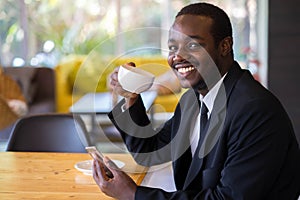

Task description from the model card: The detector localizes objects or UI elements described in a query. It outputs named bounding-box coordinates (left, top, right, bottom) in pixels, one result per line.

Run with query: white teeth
left=178, top=67, right=195, bottom=73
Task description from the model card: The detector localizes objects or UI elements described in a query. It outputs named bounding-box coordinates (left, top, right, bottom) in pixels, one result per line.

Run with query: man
left=92, top=3, right=300, bottom=200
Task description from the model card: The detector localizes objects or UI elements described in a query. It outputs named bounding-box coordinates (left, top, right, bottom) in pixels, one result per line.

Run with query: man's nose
left=173, top=49, right=189, bottom=62
left=173, top=53, right=183, bottom=62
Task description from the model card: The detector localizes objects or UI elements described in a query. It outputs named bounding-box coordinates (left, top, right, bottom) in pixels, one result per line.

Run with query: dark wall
left=268, top=0, right=300, bottom=143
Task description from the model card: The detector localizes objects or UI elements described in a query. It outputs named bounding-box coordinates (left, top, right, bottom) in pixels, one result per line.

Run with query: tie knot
left=200, top=103, right=208, bottom=116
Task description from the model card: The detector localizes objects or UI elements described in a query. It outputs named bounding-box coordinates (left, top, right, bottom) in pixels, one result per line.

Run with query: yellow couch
left=55, top=55, right=184, bottom=113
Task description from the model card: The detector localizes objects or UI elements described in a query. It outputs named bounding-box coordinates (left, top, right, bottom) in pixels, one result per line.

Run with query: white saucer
left=74, top=159, right=125, bottom=175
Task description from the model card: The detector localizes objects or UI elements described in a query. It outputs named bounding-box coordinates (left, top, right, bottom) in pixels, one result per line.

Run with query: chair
left=6, top=114, right=91, bottom=153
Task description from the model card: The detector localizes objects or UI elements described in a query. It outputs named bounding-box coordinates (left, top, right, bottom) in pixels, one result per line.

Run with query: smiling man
left=92, top=3, right=300, bottom=200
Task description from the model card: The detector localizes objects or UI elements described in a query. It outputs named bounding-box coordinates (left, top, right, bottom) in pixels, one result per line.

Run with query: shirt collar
left=199, top=73, right=227, bottom=114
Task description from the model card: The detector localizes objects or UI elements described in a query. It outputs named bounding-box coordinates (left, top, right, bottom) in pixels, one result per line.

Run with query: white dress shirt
left=190, top=75, right=226, bottom=156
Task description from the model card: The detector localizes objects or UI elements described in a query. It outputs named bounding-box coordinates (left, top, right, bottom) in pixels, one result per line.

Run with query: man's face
left=168, top=14, right=220, bottom=90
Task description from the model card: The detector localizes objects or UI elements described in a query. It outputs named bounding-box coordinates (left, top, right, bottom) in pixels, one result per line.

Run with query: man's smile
left=177, top=66, right=195, bottom=74
left=173, top=62, right=196, bottom=77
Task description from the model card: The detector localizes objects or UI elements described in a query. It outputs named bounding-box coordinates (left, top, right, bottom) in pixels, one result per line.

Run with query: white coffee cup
left=118, top=65, right=155, bottom=94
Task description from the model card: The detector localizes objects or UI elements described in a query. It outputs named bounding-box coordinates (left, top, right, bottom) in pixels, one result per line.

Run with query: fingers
left=108, top=62, right=139, bottom=99
left=103, top=156, right=119, bottom=173
left=109, top=67, right=120, bottom=89
left=92, top=159, right=109, bottom=183
left=92, top=157, right=127, bottom=198
left=92, top=157, right=121, bottom=182
left=109, top=62, right=136, bottom=88
left=92, top=159, right=113, bottom=197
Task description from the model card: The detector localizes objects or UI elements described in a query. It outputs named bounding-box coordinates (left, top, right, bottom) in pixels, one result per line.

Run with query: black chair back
left=6, top=114, right=91, bottom=153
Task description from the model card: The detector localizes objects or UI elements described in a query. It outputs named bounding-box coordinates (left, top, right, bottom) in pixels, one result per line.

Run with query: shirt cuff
left=121, top=103, right=127, bottom=112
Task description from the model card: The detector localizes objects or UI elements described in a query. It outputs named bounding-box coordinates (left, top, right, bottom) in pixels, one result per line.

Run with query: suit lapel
left=172, top=90, right=200, bottom=189
left=172, top=90, right=199, bottom=159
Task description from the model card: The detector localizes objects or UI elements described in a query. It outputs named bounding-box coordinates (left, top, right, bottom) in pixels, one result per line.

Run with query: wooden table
left=0, top=152, right=147, bottom=200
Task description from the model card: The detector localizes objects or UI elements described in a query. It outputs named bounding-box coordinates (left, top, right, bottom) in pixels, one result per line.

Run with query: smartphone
left=85, top=146, right=114, bottom=178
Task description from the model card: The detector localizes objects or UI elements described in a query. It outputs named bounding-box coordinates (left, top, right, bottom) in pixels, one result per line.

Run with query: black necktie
left=200, top=102, right=208, bottom=134
left=184, top=102, right=209, bottom=187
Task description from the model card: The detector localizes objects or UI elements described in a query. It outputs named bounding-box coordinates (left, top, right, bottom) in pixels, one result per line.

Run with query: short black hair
left=176, top=2, right=233, bottom=47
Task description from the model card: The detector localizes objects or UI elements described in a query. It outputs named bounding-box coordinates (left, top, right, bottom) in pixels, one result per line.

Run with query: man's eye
left=187, top=42, right=202, bottom=50
left=168, top=45, right=177, bottom=52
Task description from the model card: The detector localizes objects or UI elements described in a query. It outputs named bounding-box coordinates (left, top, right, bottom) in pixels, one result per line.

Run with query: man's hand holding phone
left=85, top=146, right=114, bottom=178
left=86, top=146, right=137, bottom=199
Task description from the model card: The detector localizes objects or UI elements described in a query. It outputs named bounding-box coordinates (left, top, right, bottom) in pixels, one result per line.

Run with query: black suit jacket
left=109, top=62, right=300, bottom=200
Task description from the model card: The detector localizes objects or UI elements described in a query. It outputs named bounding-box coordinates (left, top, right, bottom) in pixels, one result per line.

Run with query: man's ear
left=219, top=36, right=233, bottom=56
